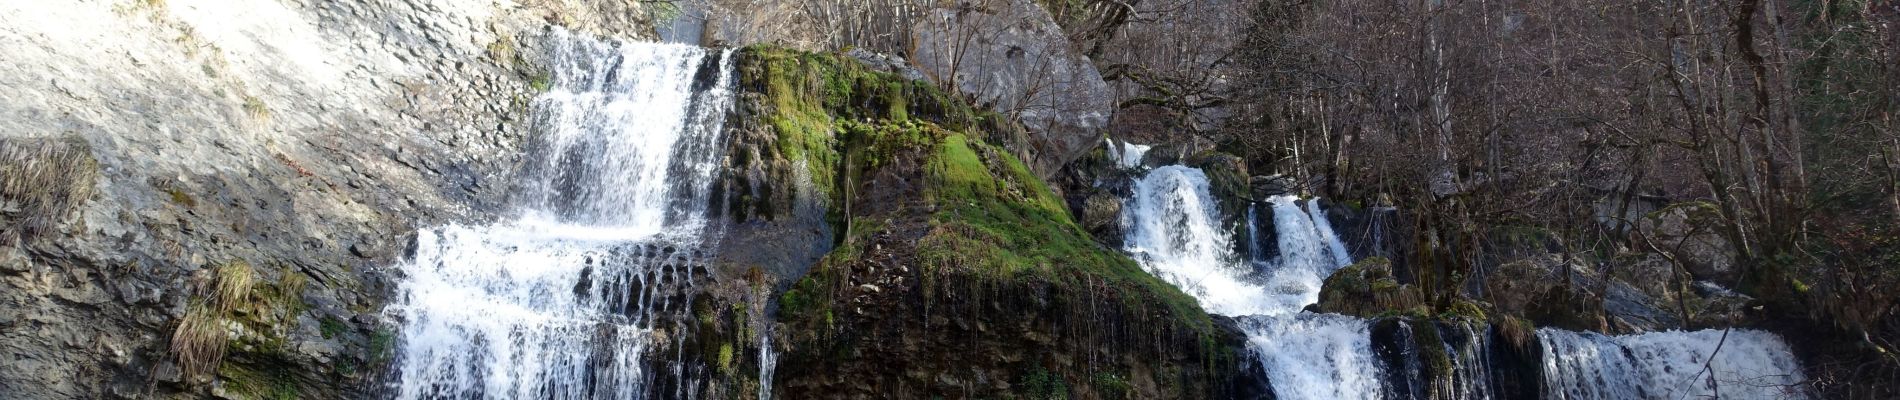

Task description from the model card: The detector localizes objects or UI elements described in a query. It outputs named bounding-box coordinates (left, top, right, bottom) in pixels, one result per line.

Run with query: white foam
left=389, top=32, right=735, bottom=399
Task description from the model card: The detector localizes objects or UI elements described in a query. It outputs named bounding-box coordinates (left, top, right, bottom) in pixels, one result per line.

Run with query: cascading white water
left=1122, top=166, right=1260, bottom=315
left=1121, top=164, right=1377, bottom=398
left=1439, top=321, right=1495, bottom=400
left=1539, top=328, right=1809, bottom=400
left=1239, top=314, right=1386, bottom=399
left=757, top=330, right=777, bottom=400
left=387, top=30, right=735, bottom=399
left=1117, top=156, right=1810, bottom=400
left=1104, top=137, right=1151, bottom=169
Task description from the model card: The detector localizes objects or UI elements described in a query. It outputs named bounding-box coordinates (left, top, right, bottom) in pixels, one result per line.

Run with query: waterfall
left=757, top=330, right=777, bottom=400
left=1121, top=165, right=1377, bottom=398
left=1123, top=166, right=1266, bottom=316
left=1104, top=137, right=1151, bottom=169
left=1539, top=328, right=1809, bottom=400
left=387, top=31, right=735, bottom=399
left=1239, top=314, right=1385, bottom=399
left=1115, top=157, right=1809, bottom=400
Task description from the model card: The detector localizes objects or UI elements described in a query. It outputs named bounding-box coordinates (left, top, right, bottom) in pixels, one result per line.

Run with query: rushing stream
left=1115, top=147, right=1811, bottom=399
left=387, top=32, right=735, bottom=399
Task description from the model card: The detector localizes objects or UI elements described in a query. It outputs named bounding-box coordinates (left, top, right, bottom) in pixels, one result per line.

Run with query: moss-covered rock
left=1316, top=257, right=1430, bottom=318
left=733, top=46, right=1245, bottom=399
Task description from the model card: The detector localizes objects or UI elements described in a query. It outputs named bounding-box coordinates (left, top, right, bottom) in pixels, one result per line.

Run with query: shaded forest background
left=1033, top=0, right=1900, bottom=396
left=1161, top=0, right=1900, bottom=396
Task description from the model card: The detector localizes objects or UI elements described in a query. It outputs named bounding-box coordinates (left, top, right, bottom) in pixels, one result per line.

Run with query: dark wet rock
left=1251, top=175, right=1295, bottom=199
left=1080, top=192, right=1124, bottom=241
left=845, top=48, right=928, bottom=82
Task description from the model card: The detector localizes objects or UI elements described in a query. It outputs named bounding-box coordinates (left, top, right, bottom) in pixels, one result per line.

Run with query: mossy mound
left=1317, top=257, right=1430, bottom=318
left=736, top=46, right=1241, bottom=399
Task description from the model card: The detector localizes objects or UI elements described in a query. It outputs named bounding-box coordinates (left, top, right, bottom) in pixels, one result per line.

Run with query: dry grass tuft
left=213, top=260, right=255, bottom=313
left=0, top=136, right=100, bottom=245
left=242, top=95, right=270, bottom=121
left=169, top=302, right=229, bottom=381
left=169, top=260, right=256, bottom=380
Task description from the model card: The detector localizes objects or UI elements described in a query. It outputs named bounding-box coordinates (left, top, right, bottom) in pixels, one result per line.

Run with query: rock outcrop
left=731, top=46, right=1245, bottom=399
left=692, top=0, right=1117, bottom=178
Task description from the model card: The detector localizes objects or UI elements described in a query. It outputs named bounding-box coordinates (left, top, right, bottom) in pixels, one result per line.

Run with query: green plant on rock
left=1092, top=372, right=1131, bottom=399
left=528, top=72, right=552, bottom=92
left=218, top=357, right=302, bottom=400
left=717, top=344, right=735, bottom=373
left=242, top=95, right=269, bottom=121
left=1019, top=366, right=1071, bottom=400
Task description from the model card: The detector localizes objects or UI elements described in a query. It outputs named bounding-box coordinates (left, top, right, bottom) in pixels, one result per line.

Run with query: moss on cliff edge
left=740, top=46, right=1234, bottom=399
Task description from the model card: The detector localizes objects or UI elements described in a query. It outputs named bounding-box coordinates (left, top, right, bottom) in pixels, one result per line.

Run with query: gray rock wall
left=0, top=1, right=658, bottom=398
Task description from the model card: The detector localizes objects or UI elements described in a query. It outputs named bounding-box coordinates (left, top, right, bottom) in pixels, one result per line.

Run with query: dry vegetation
left=169, top=260, right=257, bottom=381
left=0, top=136, right=100, bottom=246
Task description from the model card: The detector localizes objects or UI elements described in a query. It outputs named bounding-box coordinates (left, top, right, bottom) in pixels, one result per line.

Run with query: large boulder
left=1636, top=202, right=1737, bottom=285
left=1316, top=257, right=1428, bottom=317
left=908, top=0, right=1115, bottom=177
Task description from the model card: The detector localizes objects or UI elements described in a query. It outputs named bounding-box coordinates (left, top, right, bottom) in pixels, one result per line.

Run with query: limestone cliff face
left=0, top=1, right=663, bottom=398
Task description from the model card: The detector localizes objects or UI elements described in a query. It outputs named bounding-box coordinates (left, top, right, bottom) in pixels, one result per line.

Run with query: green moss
left=1439, top=300, right=1488, bottom=322
left=910, top=134, right=1211, bottom=332
left=166, top=187, right=196, bottom=207
left=218, top=358, right=301, bottom=400
left=528, top=72, right=552, bottom=92
left=319, top=317, right=347, bottom=340
left=747, top=45, right=1214, bottom=331
left=1092, top=372, right=1131, bottom=399
left=748, top=46, right=1230, bottom=395
left=368, top=328, right=396, bottom=364
left=718, top=344, right=735, bottom=373
left=1411, top=321, right=1454, bottom=381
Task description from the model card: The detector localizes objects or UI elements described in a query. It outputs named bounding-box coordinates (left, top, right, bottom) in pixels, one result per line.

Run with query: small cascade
left=1104, top=137, right=1152, bottom=169
left=1239, top=314, right=1386, bottom=399
left=1121, top=163, right=1375, bottom=399
left=1438, top=321, right=1496, bottom=400
left=1368, top=319, right=1498, bottom=400
left=757, top=330, right=777, bottom=400
left=1538, top=328, right=1809, bottom=400
left=1122, top=165, right=1263, bottom=315
left=1259, top=195, right=1353, bottom=311
left=388, top=31, right=735, bottom=399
